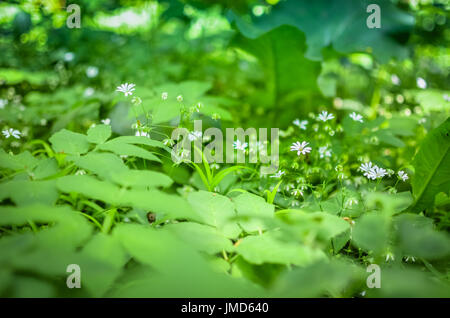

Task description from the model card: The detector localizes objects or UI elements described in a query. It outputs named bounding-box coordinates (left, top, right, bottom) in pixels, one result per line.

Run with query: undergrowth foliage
left=0, top=0, right=449, bottom=297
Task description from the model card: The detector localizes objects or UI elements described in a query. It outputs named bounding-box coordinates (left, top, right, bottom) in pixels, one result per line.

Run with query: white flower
left=233, top=140, right=248, bottom=151
left=349, top=112, right=364, bottom=123
left=416, top=77, right=427, bottom=89
left=75, top=170, right=86, bottom=175
left=405, top=256, right=415, bottom=263
left=385, top=252, right=395, bottom=262
left=293, top=119, right=308, bottom=130
left=318, top=146, right=332, bottom=158
left=187, top=131, right=202, bottom=141
left=345, top=198, right=359, bottom=207
left=391, top=74, right=400, bottom=85
left=163, top=138, right=174, bottom=146
left=291, top=200, right=299, bottom=207
left=398, top=170, right=408, bottom=182
left=443, top=94, right=450, bottom=102
left=359, top=162, right=374, bottom=174
left=177, top=95, right=183, bottom=102
left=291, top=189, right=303, bottom=197
left=211, top=163, right=220, bottom=170
left=101, top=118, right=111, bottom=125
left=161, top=92, right=168, bottom=100
left=116, top=83, right=136, bottom=96
left=366, top=166, right=388, bottom=180
left=0, top=99, right=7, bottom=109
left=270, top=170, right=285, bottom=178
left=135, top=130, right=149, bottom=137
left=290, top=141, right=312, bottom=156
left=2, top=128, right=21, bottom=139
left=317, top=111, right=334, bottom=122
left=86, top=66, right=99, bottom=78
left=64, top=52, right=75, bottom=62
left=84, top=87, right=95, bottom=97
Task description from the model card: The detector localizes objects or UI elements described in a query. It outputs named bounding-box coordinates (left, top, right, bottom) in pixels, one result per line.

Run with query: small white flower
left=391, top=74, right=400, bottom=85
left=194, top=102, right=203, bottom=112
left=349, top=112, right=364, bottom=123
left=0, top=99, right=7, bottom=109
left=359, top=162, right=374, bottom=174
left=398, top=170, right=408, bottom=182
left=187, top=131, right=202, bottom=141
left=64, top=52, right=75, bottom=62
left=177, top=95, right=183, bottom=102
left=84, top=87, right=95, bottom=97
left=211, top=163, right=220, bottom=170
left=291, top=200, right=299, bottom=207
left=416, top=77, right=427, bottom=89
left=293, top=119, right=308, bottom=130
left=233, top=140, right=248, bottom=151
left=290, top=141, right=312, bottom=156
left=135, top=130, right=149, bottom=137
left=2, top=128, right=21, bottom=139
left=270, top=170, right=285, bottom=178
left=366, top=166, right=388, bottom=180
left=291, top=189, right=303, bottom=197
left=443, top=94, right=450, bottom=102
left=345, top=198, right=358, bottom=208
left=318, top=146, right=332, bottom=158
left=40, top=118, right=47, bottom=126
left=86, top=66, right=99, bottom=78
left=116, top=83, right=136, bottom=96
left=385, top=252, right=395, bottom=262
left=405, top=256, right=415, bottom=263
left=161, top=92, right=168, bottom=100
left=75, top=169, right=86, bottom=175
left=317, top=111, right=334, bottom=122
left=101, top=118, right=111, bottom=125
left=163, top=138, right=175, bottom=146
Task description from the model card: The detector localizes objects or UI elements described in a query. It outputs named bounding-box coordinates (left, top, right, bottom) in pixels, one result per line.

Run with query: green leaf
left=165, top=222, right=234, bottom=255
left=0, top=180, right=58, bottom=206
left=98, top=142, right=161, bottom=162
left=0, top=149, right=39, bottom=171
left=352, top=213, right=389, bottom=254
left=233, top=193, right=275, bottom=232
left=410, top=118, right=450, bottom=212
left=74, top=152, right=128, bottom=180
left=233, top=25, right=321, bottom=109
left=187, top=191, right=241, bottom=238
left=395, top=214, right=450, bottom=260
left=236, top=231, right=326, bottom=266
left=108, top=136, right=171, bottom=152
left=229, top=0, right=414, bottom=62
left=87, top=124, right=112, bottom=144
left=49, top=129, right=90, bottom=155
left=110, top=169, right=173, bottom=188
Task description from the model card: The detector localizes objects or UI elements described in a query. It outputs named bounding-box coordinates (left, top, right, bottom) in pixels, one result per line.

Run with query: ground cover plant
left=0, top=0, right=449, bottom=298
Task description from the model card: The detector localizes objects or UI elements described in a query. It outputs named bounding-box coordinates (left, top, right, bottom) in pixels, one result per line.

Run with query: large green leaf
left=410, top=118, right=450, bottom=212
left=229, top=0, right=414, bottom=62
left=187, top=191, right=241, bottom=238
left=233, top=193, right=275, bottom=233
left=233, top=25, right=321, bottom=108
left=236, top=231, right=326, bottom=266
left=49, top=129, right=90, bottom=155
